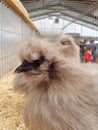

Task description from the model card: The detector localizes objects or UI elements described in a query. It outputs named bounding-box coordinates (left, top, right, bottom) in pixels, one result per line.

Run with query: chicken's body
left=80, top=63, right=98, bottom=76
left=14, top=38, right=98, bottom=130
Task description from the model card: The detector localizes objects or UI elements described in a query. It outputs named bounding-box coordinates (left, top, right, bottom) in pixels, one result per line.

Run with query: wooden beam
left=4, top=0, right=40, bottom=35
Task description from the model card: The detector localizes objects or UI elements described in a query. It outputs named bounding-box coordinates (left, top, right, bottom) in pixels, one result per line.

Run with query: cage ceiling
left=20, top=0, right=98, bottom=30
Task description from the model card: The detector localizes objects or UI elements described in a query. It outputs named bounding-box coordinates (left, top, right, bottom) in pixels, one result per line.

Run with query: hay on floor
left=0, top=71, right=27, bottom=130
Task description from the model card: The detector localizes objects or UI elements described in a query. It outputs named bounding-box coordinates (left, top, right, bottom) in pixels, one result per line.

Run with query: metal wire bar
left=62, top=1, right=98, bottom=30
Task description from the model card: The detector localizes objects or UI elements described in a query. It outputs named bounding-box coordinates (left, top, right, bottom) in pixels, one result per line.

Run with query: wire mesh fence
left=0, top=1, right=35, bottom=79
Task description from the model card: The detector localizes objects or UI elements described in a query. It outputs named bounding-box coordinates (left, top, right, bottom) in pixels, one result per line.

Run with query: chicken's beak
left=14, top=63, right=31, bottom=73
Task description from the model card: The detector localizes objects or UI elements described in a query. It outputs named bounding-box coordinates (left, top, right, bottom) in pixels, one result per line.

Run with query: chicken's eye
left=61, top=40, right=70, bottom=45
left=32, top=56, right=44, bottom=70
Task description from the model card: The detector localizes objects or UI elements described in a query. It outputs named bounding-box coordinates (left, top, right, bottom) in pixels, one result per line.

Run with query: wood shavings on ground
left=0, top=71, right=27, bottom=130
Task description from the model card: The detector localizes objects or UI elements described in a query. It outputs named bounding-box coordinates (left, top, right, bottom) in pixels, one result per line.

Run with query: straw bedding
left=0, top=72, right=27, bottom=130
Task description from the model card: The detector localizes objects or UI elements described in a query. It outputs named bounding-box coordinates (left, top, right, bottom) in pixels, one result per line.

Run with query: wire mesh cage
left=0, top=1, right=35, bottom=79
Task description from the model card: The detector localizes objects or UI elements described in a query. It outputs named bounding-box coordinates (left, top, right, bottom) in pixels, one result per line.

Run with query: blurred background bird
left=58, top=35, right=98, bottom=76
left=14, top=38, right=98, bottom=130
left=57, top=35, right=80, bottom=64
